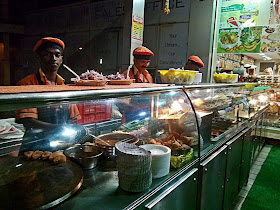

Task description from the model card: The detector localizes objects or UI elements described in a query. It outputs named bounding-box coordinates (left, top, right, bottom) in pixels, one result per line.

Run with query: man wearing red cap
left=17, top=37, right=65, bottom=86
left=184, top=55, right=204, bottom=71
left=123, top=46, right=154, bottom=83
left=16, top=37, right=80, bottom=130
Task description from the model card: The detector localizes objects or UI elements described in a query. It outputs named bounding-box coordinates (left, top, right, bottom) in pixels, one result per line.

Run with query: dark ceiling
left=7, top=0, right=104, bottom=24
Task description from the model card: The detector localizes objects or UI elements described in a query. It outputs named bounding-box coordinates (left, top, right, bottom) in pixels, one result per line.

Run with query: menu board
left=217, top=26, right=262, bottom=53
left=261, top=24, right=280, bottom=53
left=131, top=15, right=144, bottom=43
left=220, top=0, right=260, bottom=28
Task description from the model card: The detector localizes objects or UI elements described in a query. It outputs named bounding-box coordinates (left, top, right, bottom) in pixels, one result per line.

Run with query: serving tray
left=74, top=79, right=107, bottom=86
left=107, top=79, right=134, bottom=85
left=0, top=156, right=83, bottom=209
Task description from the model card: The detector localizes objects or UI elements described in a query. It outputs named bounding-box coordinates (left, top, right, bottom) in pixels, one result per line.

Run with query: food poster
left=131, top=15, right=144, bottom=43
left=219, top=0, right=260, bottom=28
left=217, top=26, right=262, bottom=53
left=261, top=24, right=280, bottom=53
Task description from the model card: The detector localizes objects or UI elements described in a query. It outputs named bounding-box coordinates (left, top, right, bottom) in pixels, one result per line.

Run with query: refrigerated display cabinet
left=0, top=83, right=266, bottom=209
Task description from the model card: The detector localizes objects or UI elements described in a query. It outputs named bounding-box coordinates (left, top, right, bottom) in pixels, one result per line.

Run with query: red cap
left=188, top=56, right=204, bottom=68
left=33, top=37, right=65, bottom=53
left=133, top=46, right=154, bottom=56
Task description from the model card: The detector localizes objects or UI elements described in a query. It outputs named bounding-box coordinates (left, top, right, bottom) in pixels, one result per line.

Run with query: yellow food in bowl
left=213, top=74, right=238, bottom=83
left=158, top=70, right=198, bottom=84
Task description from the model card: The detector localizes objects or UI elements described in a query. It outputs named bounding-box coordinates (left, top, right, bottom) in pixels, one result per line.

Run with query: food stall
left=0, top=83, right=269, bottom=209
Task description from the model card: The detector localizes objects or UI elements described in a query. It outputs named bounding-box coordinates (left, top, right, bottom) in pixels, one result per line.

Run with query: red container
left=77, top=102, right=111, bottom=124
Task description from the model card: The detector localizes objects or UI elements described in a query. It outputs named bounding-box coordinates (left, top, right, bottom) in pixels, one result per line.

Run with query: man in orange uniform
left=123, top=46, right=154, bottom=83
left=16, top=37, right=81, bottom=129
left=184, top=55, right=204, bottom=71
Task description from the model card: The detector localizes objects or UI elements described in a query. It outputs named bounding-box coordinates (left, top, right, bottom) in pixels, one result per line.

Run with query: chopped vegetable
left=170, top=148, right=194, bottom=169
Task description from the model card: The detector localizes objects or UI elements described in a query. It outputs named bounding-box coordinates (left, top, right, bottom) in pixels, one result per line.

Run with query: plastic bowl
left=213, top=74, right=238, bottom=83
left=158, top=70, right=199, bottom=84
left=64, top=145, right=103, bottom=170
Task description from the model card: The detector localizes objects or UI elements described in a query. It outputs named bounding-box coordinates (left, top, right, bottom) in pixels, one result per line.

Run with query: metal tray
left=0, top=156, right=83, bottom=209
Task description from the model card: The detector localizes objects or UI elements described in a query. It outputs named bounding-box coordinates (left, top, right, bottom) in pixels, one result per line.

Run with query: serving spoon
left=63, top=64, right=81, bottom=81
left=89, top=134, right=111, bottom=146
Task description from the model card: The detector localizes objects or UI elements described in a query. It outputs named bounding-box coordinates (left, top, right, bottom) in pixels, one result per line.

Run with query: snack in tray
left=150, top=132, right=194, bottom=150
left=24, top=151, right=34, bottom=159
left=106, top=72, right=133, bottom=85
left=106, top=72, right=127, bottom=80
left=24, top=150, right=66, bottom=164
left=80, top=69, right=106, bottom=80
left=42, top=151, right=52, bottom=160
left=31, top=150, right=43, bottom=160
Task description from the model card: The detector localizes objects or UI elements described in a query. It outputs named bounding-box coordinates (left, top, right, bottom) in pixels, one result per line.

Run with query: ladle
left=89, top=134, right=111, bottom=146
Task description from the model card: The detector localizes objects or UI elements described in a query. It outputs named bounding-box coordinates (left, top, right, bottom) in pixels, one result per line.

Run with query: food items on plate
left=220, top=32, right=238, bottom=45
left=24, top=150, right=66, bottom=164
left=24, top=151, right=34, bottom=159
left=79, top=70, right=106, bottom=80
left=150, top=132, right=194, bottom=150
left=32, top=150, right=44, bottom=160
left=42, top=151, right=52, bottom=160
left=269, top=102, right=279, bottom=114
left=106, top=72, right=133, bottom=85
left=106, top=72, right=127, bottom=80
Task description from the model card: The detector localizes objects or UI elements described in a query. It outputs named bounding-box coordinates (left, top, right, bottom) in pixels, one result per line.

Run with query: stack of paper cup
left=140, top=144, right=171, bottom=178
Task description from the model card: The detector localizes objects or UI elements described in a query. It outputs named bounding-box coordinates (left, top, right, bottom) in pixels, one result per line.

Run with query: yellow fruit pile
left=244, top=40, right=258, bottom=52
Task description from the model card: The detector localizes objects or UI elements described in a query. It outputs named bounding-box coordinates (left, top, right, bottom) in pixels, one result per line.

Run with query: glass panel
left=0, top=88, right=198, bottom=209
left=185, top=86, right=248, bottom=156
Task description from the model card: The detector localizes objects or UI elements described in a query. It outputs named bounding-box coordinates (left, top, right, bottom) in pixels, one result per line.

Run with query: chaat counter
left=0, top=83, right=267, bottom=209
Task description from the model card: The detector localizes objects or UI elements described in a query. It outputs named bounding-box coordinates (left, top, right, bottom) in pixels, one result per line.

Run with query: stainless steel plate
left=0, top=156, right=83, bottom=209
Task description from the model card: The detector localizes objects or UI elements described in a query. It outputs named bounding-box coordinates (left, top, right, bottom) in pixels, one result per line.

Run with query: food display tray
left=0, top=156, right=83, bottom=209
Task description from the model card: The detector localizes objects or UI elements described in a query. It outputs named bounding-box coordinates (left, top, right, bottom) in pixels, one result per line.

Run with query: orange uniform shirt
left=122, top=65, right=153, bottom=83
left=16, top=69, right=81, bottom=122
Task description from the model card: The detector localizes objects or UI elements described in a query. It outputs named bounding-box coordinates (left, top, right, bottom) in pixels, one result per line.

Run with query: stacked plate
left=139, top=144, right=171, bottom=178
left=115, top=142, right=152, bottom=192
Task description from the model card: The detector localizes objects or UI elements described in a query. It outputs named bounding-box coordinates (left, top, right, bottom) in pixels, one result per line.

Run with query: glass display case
left=184, top=84, right=260, bottom=158
left=0, top=83, right=263, bottom=209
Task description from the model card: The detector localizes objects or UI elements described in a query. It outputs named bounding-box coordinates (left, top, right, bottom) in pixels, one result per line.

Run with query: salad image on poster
left=217, top=26, right=262, bottom=53
left=261, top=24, right=280, bottom=53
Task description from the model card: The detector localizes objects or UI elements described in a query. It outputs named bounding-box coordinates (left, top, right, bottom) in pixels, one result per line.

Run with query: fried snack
left=32, top=150, right=43, bottom=160
left=180, top=136, right=194, bottom=146
left=42, top=151, right=52, bottom=160
left=24, top=151, right=34, bottom=159
left=150, top=132, right=194, bottom=150
left=48, top=153, right=55, bottom=161
left=52, top=153, right=66, bottom=164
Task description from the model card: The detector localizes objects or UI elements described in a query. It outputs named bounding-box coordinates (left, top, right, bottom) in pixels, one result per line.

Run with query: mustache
left=141, top=66, right=148, bottom=68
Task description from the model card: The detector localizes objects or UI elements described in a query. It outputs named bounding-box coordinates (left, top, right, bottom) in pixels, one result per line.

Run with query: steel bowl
left=95, top=133, right=139, bottom=159
left=64, top=145, right=103, bottom=170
